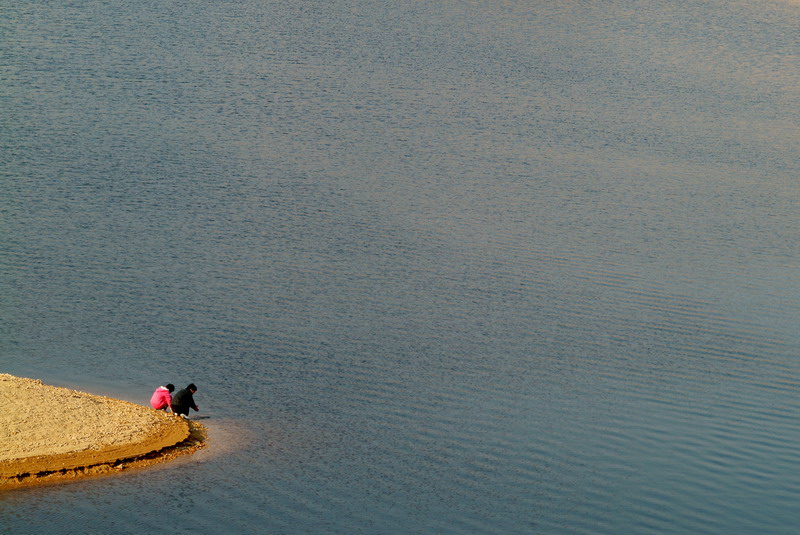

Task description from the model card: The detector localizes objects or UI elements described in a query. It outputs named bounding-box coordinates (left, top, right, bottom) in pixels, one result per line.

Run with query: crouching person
left=150, top=384, right=175, bottom=412
left=171, top=383, right=199, bottom=418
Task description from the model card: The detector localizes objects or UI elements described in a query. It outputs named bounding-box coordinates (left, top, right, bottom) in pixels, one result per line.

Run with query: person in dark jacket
left=171, top=383, right=199, bottom=417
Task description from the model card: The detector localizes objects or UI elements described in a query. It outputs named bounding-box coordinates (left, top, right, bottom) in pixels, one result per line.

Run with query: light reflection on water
left=2, top=0, right=800, bottom=533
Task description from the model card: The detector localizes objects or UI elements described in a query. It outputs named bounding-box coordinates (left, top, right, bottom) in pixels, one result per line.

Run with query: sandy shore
left=0, top=374, right=206, bottom=490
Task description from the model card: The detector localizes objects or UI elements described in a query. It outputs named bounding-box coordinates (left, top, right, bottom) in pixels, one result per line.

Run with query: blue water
left=2, top=0, right=800, bottom=533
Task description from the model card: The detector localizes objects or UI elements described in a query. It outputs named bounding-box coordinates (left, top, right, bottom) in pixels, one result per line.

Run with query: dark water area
left=2, top=0, right=800, bottom=533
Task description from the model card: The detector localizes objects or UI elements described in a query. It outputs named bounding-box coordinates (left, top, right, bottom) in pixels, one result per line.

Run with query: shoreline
left=0, top=374, right=207, bottom=491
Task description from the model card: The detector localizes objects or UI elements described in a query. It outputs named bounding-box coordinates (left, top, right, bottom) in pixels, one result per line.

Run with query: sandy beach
left=0, top=374, right=206, bottom=490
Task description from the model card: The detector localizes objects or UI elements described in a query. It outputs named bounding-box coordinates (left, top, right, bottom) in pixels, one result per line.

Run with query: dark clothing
left=171, top=388, right=198, bottom=416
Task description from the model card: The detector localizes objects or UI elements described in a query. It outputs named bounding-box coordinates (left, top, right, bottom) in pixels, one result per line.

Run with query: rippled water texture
left=2, top=0, right=800, bottom=533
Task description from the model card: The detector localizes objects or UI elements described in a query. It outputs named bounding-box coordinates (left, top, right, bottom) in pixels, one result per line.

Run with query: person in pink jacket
left=150, top=384, right=175, bottom=411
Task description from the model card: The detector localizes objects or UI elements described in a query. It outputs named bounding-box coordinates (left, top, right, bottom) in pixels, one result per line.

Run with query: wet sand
left=0, top=374, right=206, bottom=490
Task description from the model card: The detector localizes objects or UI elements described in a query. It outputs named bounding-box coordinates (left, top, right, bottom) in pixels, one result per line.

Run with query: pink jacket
left=150, top=386, right=172, bottom=410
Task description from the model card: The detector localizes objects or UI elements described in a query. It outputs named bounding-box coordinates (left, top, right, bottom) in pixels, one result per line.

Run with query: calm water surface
left=2, top=0, right=800, bottom=533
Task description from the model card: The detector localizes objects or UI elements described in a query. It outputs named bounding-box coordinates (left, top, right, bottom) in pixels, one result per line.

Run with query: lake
left=2, top=0, right=800, bottom=533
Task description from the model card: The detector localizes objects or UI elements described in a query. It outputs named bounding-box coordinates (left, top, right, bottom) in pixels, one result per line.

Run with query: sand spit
left=0, top=374, right=206, bottom=490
